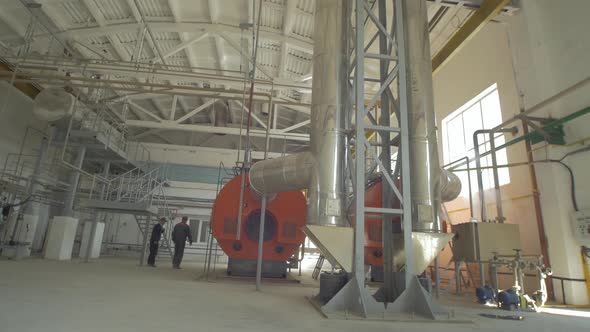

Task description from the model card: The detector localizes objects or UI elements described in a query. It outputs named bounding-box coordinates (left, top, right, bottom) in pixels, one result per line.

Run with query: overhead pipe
left=249, top=0, right=348, bottom=227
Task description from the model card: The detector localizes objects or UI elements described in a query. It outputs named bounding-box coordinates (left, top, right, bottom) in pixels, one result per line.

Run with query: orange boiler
left=211, top=174, right=307, bottom=267
left=363, top=178, right=402, bottom=267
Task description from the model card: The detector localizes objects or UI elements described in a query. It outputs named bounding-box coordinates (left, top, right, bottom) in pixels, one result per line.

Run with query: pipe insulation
left=307, top=0, right=348, bottom=226
left=248, top=0, right=348, bottom=227
left=249, top=152, right=313, bottom=195
left=440, top=169, right=462, bottom=203
left=403, top=0, right=442, bottom=232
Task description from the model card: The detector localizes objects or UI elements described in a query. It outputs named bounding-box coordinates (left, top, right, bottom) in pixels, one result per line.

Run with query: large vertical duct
left=307, top=0, right=347, bottom=226
left=249, top=0, right=348, bottom=227
left=403, top=0, right=442, bottom=232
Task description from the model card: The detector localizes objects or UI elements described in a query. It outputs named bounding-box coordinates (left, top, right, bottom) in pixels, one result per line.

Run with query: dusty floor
left=0, top=256, right=588, bottom=332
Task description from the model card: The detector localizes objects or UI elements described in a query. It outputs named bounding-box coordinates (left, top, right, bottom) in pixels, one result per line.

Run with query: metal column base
left=383, top=276, right=447, bottom=320
left=227, top=258, right=287, bottom=278
left=309, top=275, right=464, bottom=321
left=315, top=277, right=383, bottom=318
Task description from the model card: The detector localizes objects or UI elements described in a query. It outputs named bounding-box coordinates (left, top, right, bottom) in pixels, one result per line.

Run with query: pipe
left=489, top=132, right=505, bottom=223
left=449, top=106, right=590, bottom=172
left=306, top=0, right=347, bottom=227
left=472, top=127, right=517, bottom=222
left=440, top=169, right=462, bottom=202
left=62, top=146, right=87, bottom=217
left=403, top=0, right=440, bottom=232
left=256, top=84, right=274, bottom=292
left=22, top=125, right=56, bottom=216
left=249, top=152, right=313, bottom=195
left=236, top=0, right=264, bottom=242
left=248, top=0, right=348, bottom=227
left=85, top=161, right=110, bottom=263
left=522, top=116, right=554, bottom=300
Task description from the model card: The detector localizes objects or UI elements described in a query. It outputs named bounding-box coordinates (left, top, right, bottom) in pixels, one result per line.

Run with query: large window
left=442, top=83, right=510, bottom=197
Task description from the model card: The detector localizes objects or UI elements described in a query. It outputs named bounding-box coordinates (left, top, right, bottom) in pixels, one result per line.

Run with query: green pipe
left=449, top=106, right=590, bottom=170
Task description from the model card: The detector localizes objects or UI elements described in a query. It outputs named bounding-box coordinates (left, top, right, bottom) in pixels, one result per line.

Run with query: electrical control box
left=570, top=210, right=590, bottom=246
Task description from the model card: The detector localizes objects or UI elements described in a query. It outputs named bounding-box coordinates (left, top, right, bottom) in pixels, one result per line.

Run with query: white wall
left=0, top=82, right=55, bottom=252
left=434, top=0, right=590, bottom=304
left=506, top=0, right=590, bottom=305
left=0, top=82, right=47, bottom=166
left=433, top=21, right=542, bottom=293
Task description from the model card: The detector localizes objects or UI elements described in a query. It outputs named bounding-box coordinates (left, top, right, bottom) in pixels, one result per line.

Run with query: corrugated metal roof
left=296, top=0, right=315, bottom=14
left=285, top=47, right=311, bottom=76
left=292, top=10, right=313, bottom=39
left=59, top=0, right=94, bottom=26
left=260, top=2, right=284, bottom=30
left=134, top=0, right=173, bottom=18
left=0, top=0, right=492, bottom=149
left=93, top=0, right=132, bottom=21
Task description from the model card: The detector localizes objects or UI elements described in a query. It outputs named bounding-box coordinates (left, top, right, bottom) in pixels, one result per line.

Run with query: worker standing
left=172, top=216, right=192, bottom=269
left=147, top=217, right=167, bottom=267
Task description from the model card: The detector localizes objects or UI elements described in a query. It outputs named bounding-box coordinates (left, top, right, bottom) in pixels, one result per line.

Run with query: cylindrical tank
left=210, top=175, right=306, bottom=262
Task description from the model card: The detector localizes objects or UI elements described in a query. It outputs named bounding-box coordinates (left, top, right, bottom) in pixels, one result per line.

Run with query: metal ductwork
left=440, top=169, right=462, bottom=203
left=306, top=0, right=347, bottom=226
left=403, top=0, right=442, bottom=232
left=249, top=152, right=313, bottom=195
left=249, top=0, right=348, bottom=227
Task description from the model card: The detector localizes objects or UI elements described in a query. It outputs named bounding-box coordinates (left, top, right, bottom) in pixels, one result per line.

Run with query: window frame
left=441, top=83, right=510, bottom=194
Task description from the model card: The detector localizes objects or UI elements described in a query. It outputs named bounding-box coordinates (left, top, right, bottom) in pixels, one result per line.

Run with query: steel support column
left=62, top=146, right=87, bottom=217
left=377, top=0, right=395, bottom=304
left=85, top=161, right=110, bottom=262
left=139, top=214, right=151, bottom=266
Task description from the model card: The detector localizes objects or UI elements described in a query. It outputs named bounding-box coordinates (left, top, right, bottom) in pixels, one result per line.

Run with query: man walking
left=147, top=217, right=167, bottom=267
left=172, top=216, right=192, bottom=269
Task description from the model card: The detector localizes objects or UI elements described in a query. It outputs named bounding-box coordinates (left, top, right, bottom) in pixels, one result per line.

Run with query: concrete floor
left=0, top=257, right=588, bottom=332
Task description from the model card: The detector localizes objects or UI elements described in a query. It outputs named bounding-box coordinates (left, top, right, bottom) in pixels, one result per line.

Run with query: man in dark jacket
left=147, top=217, right=167, bottom=267
left=172, top=216, right=192, bottom=269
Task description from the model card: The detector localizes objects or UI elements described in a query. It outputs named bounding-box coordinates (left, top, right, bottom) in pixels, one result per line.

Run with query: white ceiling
left=0, top=0, right=516, bottom=153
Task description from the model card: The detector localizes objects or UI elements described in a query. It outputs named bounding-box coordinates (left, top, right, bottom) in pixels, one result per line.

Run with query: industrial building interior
left=0, top=0, right=589, bottom=331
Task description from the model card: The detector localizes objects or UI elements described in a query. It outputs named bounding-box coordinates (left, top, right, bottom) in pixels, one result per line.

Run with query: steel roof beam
left=125, top=120, right=310, bottom=142
left=432, top=0, right=511, bottom=75
left=19, top=22, right=314, bottom=54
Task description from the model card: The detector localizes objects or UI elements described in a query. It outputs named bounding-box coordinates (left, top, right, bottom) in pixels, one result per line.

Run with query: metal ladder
left=312, top=255, right=326, bottom=280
